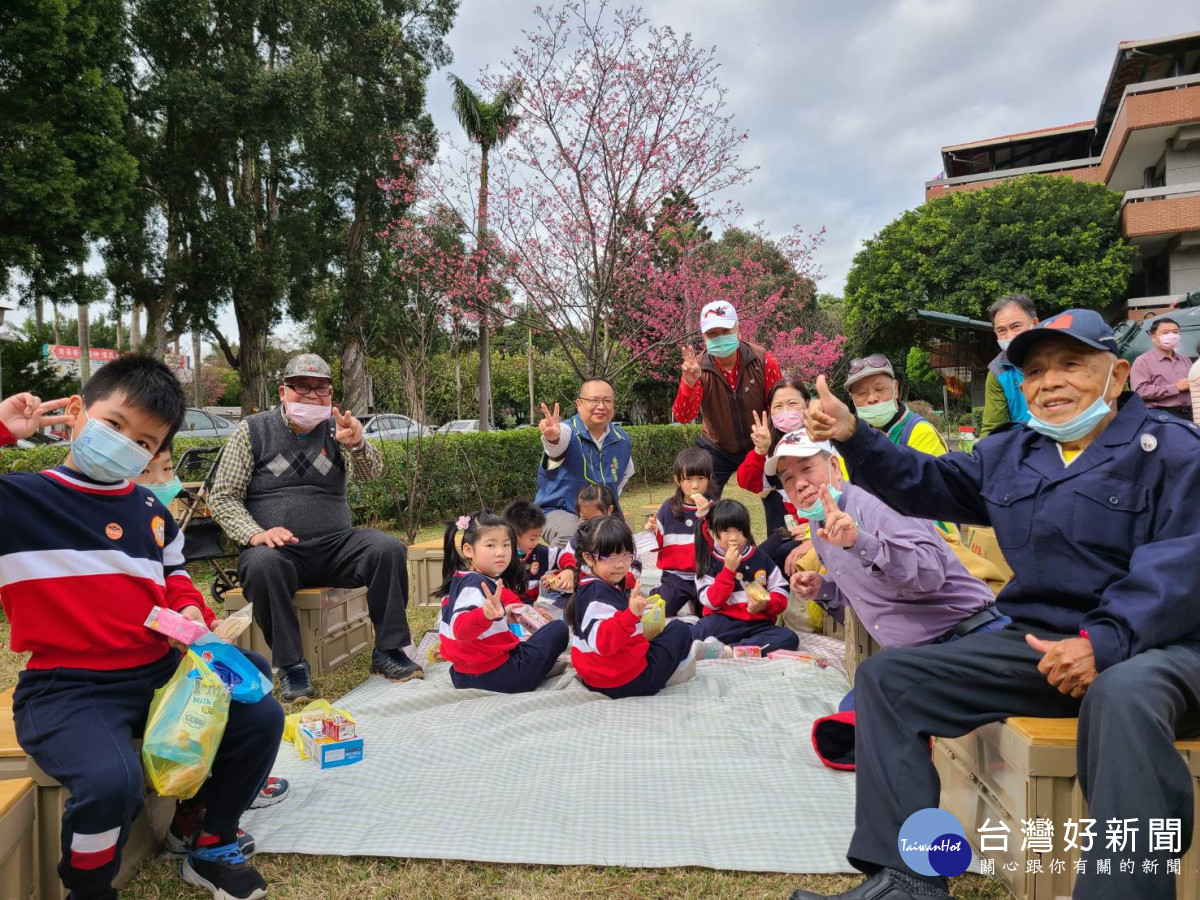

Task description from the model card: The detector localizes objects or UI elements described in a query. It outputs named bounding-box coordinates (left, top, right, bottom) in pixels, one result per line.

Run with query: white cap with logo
left=699, top=301, right=738, bottom=332
left=764, top=429, right=835, bottom=476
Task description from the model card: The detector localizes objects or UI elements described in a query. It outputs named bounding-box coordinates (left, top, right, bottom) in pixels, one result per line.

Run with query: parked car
left=361, top=413, right=429, bottom=440
left=181, top=408, right=236, bottom=439
left=437, top=419, right=480, bottom=434
left=20, top=431, right=63, bottom=444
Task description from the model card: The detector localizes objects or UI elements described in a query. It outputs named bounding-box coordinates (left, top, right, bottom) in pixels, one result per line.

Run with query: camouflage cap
left=282, top=353, right=332, bottom=381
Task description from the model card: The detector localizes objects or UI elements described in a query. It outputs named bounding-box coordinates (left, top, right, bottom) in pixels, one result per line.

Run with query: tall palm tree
left=447, top=74, right=520, bottom=432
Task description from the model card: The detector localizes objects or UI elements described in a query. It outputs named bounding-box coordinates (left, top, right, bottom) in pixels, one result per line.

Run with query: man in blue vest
left=793, top=309, right=1200, bottom=900
left=534, top=377, right=634, bottom=548
left=979, top=293, right=1038, bottom=438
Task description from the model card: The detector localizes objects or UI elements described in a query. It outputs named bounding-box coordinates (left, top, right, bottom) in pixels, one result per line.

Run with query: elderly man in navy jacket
left=792, top=310, right=1200, bottom=900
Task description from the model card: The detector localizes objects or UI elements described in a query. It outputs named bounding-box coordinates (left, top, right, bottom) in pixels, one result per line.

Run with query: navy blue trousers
left=655, top=571, right=699, bottom=617
left=692, top=613, right=799, bottom=654
left=451, top=621, right=569, bottom=693
left=591, top=620, right=694, bottom=699
left=14, top=649, right=284, bottom=900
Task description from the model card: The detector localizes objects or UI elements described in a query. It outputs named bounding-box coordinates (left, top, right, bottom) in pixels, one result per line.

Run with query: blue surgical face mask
left=705, top=334, right=739, bottom=357
left=71, top=412, right=154, bottom=483
left=997, top=339, right=1011, bottom=351
left=146, top=477, right=183, bottom=507
left=1026, top=362, right=1116, bottom=444
left=794, top=458, right=843, bottom=522
left=857, top=399, right=897, bottom=428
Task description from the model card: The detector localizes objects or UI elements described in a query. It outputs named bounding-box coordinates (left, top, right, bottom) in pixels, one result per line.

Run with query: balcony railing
left=1123, top=181, right=1200, bottom=204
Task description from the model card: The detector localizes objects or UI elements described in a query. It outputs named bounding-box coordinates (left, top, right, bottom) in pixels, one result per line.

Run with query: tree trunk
left=341, top=327, right=368, bottom=416
left=52, top=304, right=61, bottom=344
left=76, top=263, right=90, bottom=382
left=34, top=297, right=43, bottom=330
left=398, top=349, right=425, bottom=424
left=142, top=301, right=168, bottom=360
left=116, top=316, right=123, bottom=351
left=192, top=330, right=203, bottom=406
left=236, top=307, right=270, bottom=416
left=129, top=304, right=141, bottom=351
left=528, top=326, right=535, bottom=424
left=451, top=317, right=463, bottom=418
left=476, top=146, right=492, bottom=431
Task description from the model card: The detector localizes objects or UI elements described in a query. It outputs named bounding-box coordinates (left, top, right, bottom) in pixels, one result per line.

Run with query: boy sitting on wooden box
left=0, top=358, right=284, bottom=900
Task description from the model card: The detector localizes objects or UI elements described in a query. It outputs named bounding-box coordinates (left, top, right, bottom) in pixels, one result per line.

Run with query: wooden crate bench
left=936, top=716, right=1200, bottom=900
left=222, top=586, right=373, bottom=675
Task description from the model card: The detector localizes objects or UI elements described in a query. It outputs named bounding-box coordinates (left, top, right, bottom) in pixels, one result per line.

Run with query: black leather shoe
left=790, top=869, right=949, bottom=900
left=278, top=659, right=316, bottom=702
left=371, top=649, right=424, bottom=682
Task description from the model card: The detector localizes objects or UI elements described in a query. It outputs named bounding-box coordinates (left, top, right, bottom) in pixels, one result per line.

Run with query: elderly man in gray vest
left=210, top=354, right=421, bottom=701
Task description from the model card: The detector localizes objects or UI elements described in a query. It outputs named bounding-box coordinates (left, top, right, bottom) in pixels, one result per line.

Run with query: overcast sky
left=11, top=1, right=1197, bottom=355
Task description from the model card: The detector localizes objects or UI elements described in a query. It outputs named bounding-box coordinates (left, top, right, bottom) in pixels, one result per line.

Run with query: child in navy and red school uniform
left=133, top=449, right=291, bottom=816
left=435, top=510, right=569, bottom=693
left=567, top=516, right=694, bottom=699
left=645, top=447, right=715, bottom=617
left=502, top=499, right=560, bottom=603
left=0, top=360, right=284, bottom=900
left=693, top=498, right=799, bottom=654
left=545, top=484, right=640, bottom=602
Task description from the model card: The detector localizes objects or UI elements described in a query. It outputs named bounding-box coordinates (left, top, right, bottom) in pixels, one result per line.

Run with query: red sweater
left=697, top=545, right=789, bottom=622
left=437, top=571, right=523, bottom=675
left=0, top=466, right=214, bottom=670
left=735, top=448, right=798, bottom=519
left=569, top=576, right=649, bottom=689
left=672, top=352, right=782, bottom=424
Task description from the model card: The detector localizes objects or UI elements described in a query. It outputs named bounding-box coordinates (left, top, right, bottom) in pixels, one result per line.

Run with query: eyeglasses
left=598, top=552, right=635, bottom=565
left=578, top=397, right=615, bottom=408
left=848, top=354, right=890, bottom=375
left=285, top=381, right=333, bottom=399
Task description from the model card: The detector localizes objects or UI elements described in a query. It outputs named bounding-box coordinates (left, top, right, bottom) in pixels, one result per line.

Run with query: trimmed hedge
left=0, top=426, right=702, bottom=532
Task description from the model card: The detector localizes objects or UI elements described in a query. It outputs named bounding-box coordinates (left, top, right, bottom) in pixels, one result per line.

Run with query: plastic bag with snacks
left=142, top=650, right=231, bottom=799
left=640, top=595, right=666, bottom=641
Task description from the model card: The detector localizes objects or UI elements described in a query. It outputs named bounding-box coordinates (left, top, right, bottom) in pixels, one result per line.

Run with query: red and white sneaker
left=164, top=803, right=256, bottom=860
left=249, top=776, right=290, bottom=810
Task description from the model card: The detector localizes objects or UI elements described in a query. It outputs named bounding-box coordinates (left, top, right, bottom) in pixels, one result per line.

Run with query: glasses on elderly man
left=284, top=381, right=333, bottom=399
left=578, top=396, right=615, bottom=408
left=847, top=354, right=890, bottom=375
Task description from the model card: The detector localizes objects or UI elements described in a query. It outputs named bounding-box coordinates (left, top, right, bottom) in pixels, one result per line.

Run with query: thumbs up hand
left=804, top=376, right=857, bottom=443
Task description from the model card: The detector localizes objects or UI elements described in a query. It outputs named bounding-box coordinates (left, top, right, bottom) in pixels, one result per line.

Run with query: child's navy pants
left=692, top=614, right=798, bottom=654
left=590, top=619, right=694, bottom=699
left=451, top=620, right=569, bottom=693
left=13, top=649, right=284, bottom=900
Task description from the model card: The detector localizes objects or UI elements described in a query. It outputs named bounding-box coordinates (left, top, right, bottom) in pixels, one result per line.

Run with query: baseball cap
left=844, top=353, right=895, bottom=390
left=283, top=353, right=333, bottom=381
left=700, top=301, right=738, bottom=332
left=1006, top=309, right=1119, bottom=369
left=764, top=429, right=835, bottom=476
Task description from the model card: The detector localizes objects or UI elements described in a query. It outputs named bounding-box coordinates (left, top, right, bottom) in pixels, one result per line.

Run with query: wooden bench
left=936, top=717, right=1200, bottom=900
left=222, top=586, right=373, bottom=675
left=0, top=707, right=173, bottom=899
left=0, top=777, right=36, bottom=900
left=407, top=538, right=445, bottom=608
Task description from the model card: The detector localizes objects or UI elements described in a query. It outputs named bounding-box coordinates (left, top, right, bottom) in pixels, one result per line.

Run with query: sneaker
left=279, top=659, right=316, bottom=702
left=665, top=653, right=697, bottom=688
left=181, top=837, right=267, bottom=900
left=692, top=637, right=729, bottom=660
left=371, top=648, right=424, bottom=682
left=165, top=805, right=256, bottom=861
left=249, top=776, right=289, bottom=810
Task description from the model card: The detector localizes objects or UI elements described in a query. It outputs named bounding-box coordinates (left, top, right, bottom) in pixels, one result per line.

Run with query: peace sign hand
left=332, top=407, right=363, bottom=447
left=816, top=485, right=857, bottom=548
left=0, top=393, right=74, bottom=442
left=481, top=580, right=507, bottom=621
left=750, top=409, right=773, bottom=455
left=681, top=345, right=703, bottom=387
left=804, top=376, right=857, bottom=443
left=538, top=402, right=562, bottom=444
left=628, top=580, right=649, bottom=618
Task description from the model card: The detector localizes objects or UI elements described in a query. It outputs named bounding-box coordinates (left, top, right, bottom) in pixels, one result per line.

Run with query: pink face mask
left=285, top=400, right=331, bottom=432
left=772, top=410, right=806, bottom=433
left=1159, top=332, right=1182, bottom=350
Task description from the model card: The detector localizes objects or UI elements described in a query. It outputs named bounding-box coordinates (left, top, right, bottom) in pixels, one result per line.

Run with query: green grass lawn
left=0, top=479, right=1009, bottom=898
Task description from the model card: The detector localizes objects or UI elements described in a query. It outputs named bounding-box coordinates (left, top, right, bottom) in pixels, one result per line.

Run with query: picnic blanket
left=242, top=642, right=858, bottom=875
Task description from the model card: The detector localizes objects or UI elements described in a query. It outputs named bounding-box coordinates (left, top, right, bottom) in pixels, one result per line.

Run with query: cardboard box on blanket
left=935, top=717, right=1200, bottom=900
left=0, top=705, right=173, bottom=900
left=222, top=586, right=373, bottom=675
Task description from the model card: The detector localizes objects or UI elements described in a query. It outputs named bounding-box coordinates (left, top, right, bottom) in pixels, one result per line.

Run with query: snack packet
left=640, top=595, right=666, bottom=641
left=144, top=606, right=210, bottom=645
left=211, top=603, right=253, bottom=642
